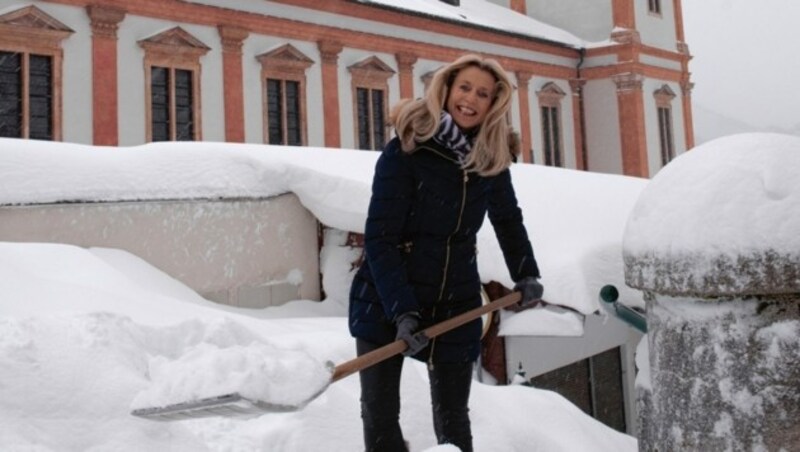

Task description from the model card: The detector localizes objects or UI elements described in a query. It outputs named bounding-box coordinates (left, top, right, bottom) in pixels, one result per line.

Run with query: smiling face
left=445, top=65, right=497, bottom=131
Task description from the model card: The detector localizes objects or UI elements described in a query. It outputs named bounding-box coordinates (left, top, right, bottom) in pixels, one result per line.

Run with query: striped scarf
left=432, top=111, right=473, bottom=165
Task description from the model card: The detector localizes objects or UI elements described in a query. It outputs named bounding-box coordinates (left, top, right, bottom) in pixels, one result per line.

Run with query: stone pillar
left=218, top=25, right=249, bottom=143
left=613, top=72, right=648, bottom=177
left=86, top=5, right=125, bottom=146
left=515, top=71, right=532, bottom=163
left=395, top=52, right=417, bottom=100
left=318, top=40, right=343, bottom=148
left=623, top=137, right=800, bottom=451
left=569, top=78, right=586, bottom=170
left=680, top=79, right=695, bottom=151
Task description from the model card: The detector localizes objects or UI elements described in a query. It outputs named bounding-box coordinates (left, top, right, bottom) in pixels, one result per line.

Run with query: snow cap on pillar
left=622, top=133, right=800, bottom=297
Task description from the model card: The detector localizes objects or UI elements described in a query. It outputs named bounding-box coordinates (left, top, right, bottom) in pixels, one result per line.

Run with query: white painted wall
left=525, top=0, right=613, bottom=42
left=635, top=0, right=678, bottom=51
left=583, top=79, right=622, bottom=175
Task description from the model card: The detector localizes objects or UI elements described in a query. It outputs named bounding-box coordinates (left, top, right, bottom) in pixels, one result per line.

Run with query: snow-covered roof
left=0, top=138, right=647, bottom=316
left=356, top=0, right=585, bottom=48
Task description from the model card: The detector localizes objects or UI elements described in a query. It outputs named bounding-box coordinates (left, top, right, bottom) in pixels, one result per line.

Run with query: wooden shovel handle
left=331, top=291, right=521, bottom=383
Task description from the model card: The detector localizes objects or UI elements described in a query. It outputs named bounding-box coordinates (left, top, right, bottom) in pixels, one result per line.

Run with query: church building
left=0, top=0, right=693, bottom=178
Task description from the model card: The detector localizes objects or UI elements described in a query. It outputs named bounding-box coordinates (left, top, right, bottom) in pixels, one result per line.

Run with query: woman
left=348, top=54, right=543, bottom=452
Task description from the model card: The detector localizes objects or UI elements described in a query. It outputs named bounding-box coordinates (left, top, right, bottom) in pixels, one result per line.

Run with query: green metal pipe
left=599, top=285, right=647, bottom=333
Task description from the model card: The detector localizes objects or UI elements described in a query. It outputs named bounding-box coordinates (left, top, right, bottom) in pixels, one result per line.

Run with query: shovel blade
left=131, top=391, right=314, bottom=421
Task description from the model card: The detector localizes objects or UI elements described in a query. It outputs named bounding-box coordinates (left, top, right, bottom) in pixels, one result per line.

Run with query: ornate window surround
left=138, top=27, right=209, bottom=142
left=0, top=5, right=73, bottom=140
left=256, top=43, right=313, bottom=146
left=537, top=81, right=566, bottom=167
left=654, top=84, right=676, bottom=166
left=348, top=56, right=395, bottom=150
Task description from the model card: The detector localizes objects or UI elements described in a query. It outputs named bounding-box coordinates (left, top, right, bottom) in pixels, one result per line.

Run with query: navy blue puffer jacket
left=349, top=137, right=540, bottom=363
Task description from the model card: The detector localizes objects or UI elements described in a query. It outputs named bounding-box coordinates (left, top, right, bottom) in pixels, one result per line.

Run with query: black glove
left=395, top=312, right=429, bottom=356
left=506, top=277, right=544, bottom=312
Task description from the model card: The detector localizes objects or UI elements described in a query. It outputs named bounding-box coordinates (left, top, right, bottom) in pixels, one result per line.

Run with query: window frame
left=348, top=56, right=395, bottom=151
left=654, top=84, right=677, bottom=167
left=256, top=44, right=313, bottom=146
left=537, top=82, right=567, bottom=168
left=139, top=27, right=208, bottom=142
left=648, top=0, right=662, bottom=15
left=0, top=6, right=72, bottom=141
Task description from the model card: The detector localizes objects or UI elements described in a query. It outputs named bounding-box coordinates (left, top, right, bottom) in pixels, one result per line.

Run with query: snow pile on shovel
left=131, top=340, right=332, bottom=410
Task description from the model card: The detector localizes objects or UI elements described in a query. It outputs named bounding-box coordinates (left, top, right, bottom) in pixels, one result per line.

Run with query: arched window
left=139, top=27, right=209, bottom=142
left=348, top=56, right=395, bottom=151
left=257, top=44, right=313, bottom=146
left=0, top=6, right=73, bottom=140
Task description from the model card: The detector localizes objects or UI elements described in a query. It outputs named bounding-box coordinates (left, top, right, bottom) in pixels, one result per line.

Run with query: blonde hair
left=390, top=54, right=515, bottom=176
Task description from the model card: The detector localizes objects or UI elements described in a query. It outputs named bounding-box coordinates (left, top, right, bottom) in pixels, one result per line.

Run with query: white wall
left=0, top=194, right=321, bottom=306
left=583, top=79, right=623, bottom=174
left=525, top=0, right=613, bottom=42
left=635, top=0, right=678, bottom=51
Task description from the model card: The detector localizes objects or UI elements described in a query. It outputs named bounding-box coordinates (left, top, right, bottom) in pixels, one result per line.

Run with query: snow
left=0, top=242, right=637, bottom=451
left=0, top=137, right=648, bottom=319
left=0, top=135, right=646, bottom=450
left=355, top=0, right=585, bottom=48
left=624, top=133, right=800, bottom=259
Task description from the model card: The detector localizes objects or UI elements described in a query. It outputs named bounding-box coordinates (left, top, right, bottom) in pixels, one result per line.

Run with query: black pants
left=357, top=338, right=474, bottom=452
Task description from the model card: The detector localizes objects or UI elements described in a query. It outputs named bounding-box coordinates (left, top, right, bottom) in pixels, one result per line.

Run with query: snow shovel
left=130, top=291, right=522, bottom=421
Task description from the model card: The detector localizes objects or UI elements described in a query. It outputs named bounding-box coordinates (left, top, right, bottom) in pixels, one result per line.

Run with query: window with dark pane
left=174, top=69, right=194, bottom=141
left=150, top=66, right=170, bottom=142
left=0, top=51, right=22, bottom=138
left=649, top=0, right=661, bottom=14
left=371, top=88, right=384, bottom=150
left=658, top=106, right=674, bottom=166
left=285, top=80, right=301, bottom=146
left=550, top=106, right=561, bottom=167
left=28, top=54, right=52, bottom=140
left=541, top=106, right=562, bottom=168
left=541, top=106, right=551, bottom=165
left=356, top=87, right=371, bottom=150
left=530, top=347, right=627, bottom=433
left=267, top=78, right=283, bottom=144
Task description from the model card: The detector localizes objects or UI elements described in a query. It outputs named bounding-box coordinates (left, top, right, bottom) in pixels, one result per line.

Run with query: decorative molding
left=568, top=78, right=586, bottom=95
left=86, top=5, right=126, bottom=39
left=680, top=80, right=694, bottom=96
left=395, top=52, right=417, bottom=71
left=317, top=40, right=343, bottom=64
left=218, top=24, right=249, bottom=53
left=0, top=5, right=73, bottom=47
left=610, top=28, right=641, bottom=45
left=348, top=55, right=396, bottom=81
left=138, top=26, right=210, bottom=64
left=676, top=41, right=690, bottom=55
left=257, top=43, right=314, bottom=74
left=537, top=81, right=566, bottom=105
left=515, top=71, right=532, bottom=85
left=613, top=72, right=644, bottom=92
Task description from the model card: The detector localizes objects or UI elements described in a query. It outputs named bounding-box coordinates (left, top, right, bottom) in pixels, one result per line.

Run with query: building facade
left=0, top=0, right=693, bottom=177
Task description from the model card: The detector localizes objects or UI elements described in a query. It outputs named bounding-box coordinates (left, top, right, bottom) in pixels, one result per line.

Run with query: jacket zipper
left=428, top=167, right=469, bottom=370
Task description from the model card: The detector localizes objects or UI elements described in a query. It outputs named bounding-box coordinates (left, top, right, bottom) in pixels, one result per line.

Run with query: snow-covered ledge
left=623, top=134, right=800, bottom=451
